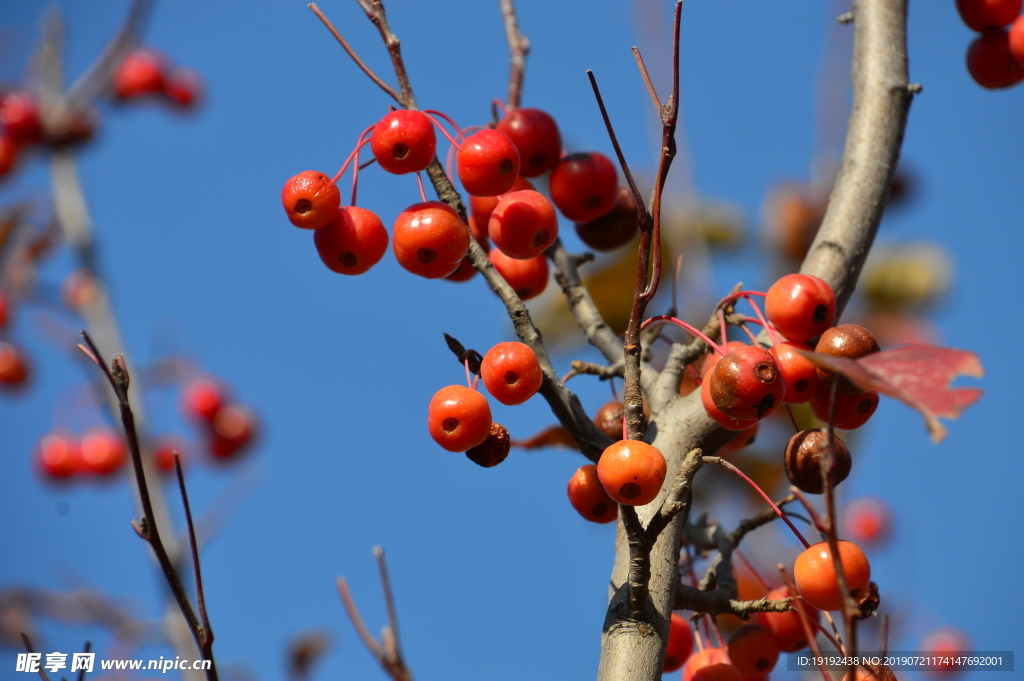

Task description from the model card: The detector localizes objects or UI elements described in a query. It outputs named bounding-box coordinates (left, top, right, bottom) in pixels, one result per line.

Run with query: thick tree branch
left=548, top=240, right=623, bottom=362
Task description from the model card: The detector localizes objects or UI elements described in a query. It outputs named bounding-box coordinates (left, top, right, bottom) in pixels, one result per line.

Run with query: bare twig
left=77, top=332, right=217, bottom=681
left=373, top=547, right=402, bottom=659
left=779, top=566, right=832, bottom=679
left=728, top=494, right=797, bottom=545
left=175, top=454, right=214, bottom=659
left=561, top=359, right=623, bottom=384
left=548, top=240, right=624, bottom=363
left=75, top=641, right=92, bottom=681
left=499, top=0, right=530, bottom=108
left=673, top=589, right=790, bottom=617
left=20, top=633, right=52, bottom=681
left=308, top=4, right=401, bottom=104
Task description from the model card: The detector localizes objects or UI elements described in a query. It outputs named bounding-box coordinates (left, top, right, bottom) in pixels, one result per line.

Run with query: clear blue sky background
left=1, top=1, right=1021, bottom=680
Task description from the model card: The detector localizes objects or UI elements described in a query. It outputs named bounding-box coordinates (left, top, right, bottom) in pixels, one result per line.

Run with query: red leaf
left=793, top=344, right=983, bottom=443
left=510, top=426, right=580, bottom=450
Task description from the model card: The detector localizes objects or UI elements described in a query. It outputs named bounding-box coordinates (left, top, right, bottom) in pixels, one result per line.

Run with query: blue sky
left=1, top=1, right=1021, bottom=680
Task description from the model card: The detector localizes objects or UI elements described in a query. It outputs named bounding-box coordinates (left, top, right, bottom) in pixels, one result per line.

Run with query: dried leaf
left=510, top=426, right=580, bottom=450
left=793, top=344, right=983, bottom=443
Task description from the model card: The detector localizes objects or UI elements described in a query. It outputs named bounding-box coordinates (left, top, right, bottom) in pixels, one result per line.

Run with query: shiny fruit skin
left=567, top=464, right=618, bottom=523
left=727, top=623, right=780, bottom=677
left=809, top=386, right=879, bottom=430
left=754, top=586, right=820, bottom=652
left=80, top=427, right=128, bottom=476
left=593, top=401, right=625, bottom=439
left=370, top=110, right=437, bottom=174
left=465, top=422, right=511, bottom=467
left=282, top=171, right=341, bottom=230
left=38, top=432, right=81, bottom=480
left=574, top=186, right=639, bottom=251
left=313, top=206, right=389, bottom=275
left=596, top=440, right=666, bottom=506
left=496, top=107, right=561, bottom=176
left=956, top=0, right=1023, bottom=31
left=1010, top=16, right=1024, bottom=66
left=770, top=341, right=821, bottom=403
left=393, top=201, right=470, bottom=278
left=765, top=273, right=836, bottom=342
left=784, top=429, right=852, bottom=494
left=488, top=249, right=549, bottom=300
left=456, top=129, right=521, bottom=196
left=794, top=540, right=871, bottom=611
left=683, top=648, right=731, bottom=681
left=488, top=190, right=558, bottom=259
left=469, top=175, right=534, bottom=230
left=480, top=341, right=543, bottom=405
left=967, top=28, right=1024, bottom=88
left=700, top=375, right=759, bottom=431
left=814, top=324, right=880, bottom=394
left=709, top=346, right=785, bottom=420
left=549, top=152, right=618, bottom=222
left=427, top=385, right=492, bottom=452
left=663, top=612, right=695, bottom=672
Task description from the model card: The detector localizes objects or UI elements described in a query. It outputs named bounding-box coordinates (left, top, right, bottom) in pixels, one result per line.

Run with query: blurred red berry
left=0, top=92, right=44, bottom=143
left=967, top=28, right=1024, bottom=89
left=182, top=378, right=225, bottom=422
left=114, top=49, right=167, bottom=99
left=956, top=0, right=1022, bottom=31
left=165, top=68, right=203, bottom=108
left=80, top=427, right=128, bottom=476
left=0, top=341, right=29, bottom=388
left=210, top=405, right=256, bottom=458
left=37, top=432, right=81, bottom=480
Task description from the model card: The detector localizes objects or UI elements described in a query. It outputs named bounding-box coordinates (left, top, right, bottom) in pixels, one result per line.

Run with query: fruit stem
left=332, top=124, right=375, bottom=184
left=702, top=456, right=811, bottom=548
left=491, top=97, right=508, bottom=119
left=734, top=547, right=771, bottom=592
left=716, top=289, right=766, bottom=309
left=464, top=358, right=479, bottom=391
left=422, top=110, right=464, bottom=147
left=349, top=125, right=376, bottom=205
left=744, top=294, right=784, bottom=346
left=415, top=172, right=428, bottom=204
left=641, top=315, right=725, bottom=357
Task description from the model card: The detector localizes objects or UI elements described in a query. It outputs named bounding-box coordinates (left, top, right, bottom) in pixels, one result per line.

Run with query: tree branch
left=499, top=0, right=530, bottom=109
left=308, top=4, right=402, bottom=104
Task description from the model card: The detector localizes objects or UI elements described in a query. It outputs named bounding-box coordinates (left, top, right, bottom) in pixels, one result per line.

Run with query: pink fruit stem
left=744, top=294, right=783, bottom=346
left=423, top=110, right=465, bottom=147
left=349, top=125, right=377, bottom=206
left=703, top=456, right=811, bottom=549
left=491, top=98, right=508, bottom=118
left=464, top=359, right=478, bottom=391
left=716, top=289, right=766, bottom=309
left=415, top=172, right=428, bottom=203
left=641, top=315, right=725, bottom=357
left=734, top=547, right=772, bottom=592
left=332, top=125, right=375, bottom=184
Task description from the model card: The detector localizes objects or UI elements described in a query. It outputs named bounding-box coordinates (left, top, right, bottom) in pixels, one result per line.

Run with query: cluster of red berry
left=427, top=341, right=541, bottom=467
left=959, top=0, right=1024, bottom=88
left=0, top=47, right=200, bottom=178
left=281, top=105, right=638, bottom=299
left=179, top=376, right=257, bottom=460
left=113, top=48, right=202, bottom=107
left=36, top=428, right=128, bottom=481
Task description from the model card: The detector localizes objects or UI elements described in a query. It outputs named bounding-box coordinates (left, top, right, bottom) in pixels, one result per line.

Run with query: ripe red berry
left=393, top=201, right=470, bottom=278
left=488, top=249, right=549, bottom=300
left=769, top=341, right=821, bottom=403
left=370, top=110, right=437, bottom=175
left=663, top=613, right=695, bottom=672
left=313, top=206, right=389, bottom=275
left=457, top=129, right=521, bottom=196
left=0, top=134, right=20, bottom=176
left=814, top=324, right=880, bottom=394
left=810, top=386, right=879, bottom=430
left=574, top=186, right=639, bottom=251
left=754, top=586, right=820, bottom=652
left=549, top=152, right=618, bottom=222
left=844, top=497, right=892, bottom=546
left=596, top=440, right=666, bottom=506
left=469, top=175, right=534, bottom=231
left=765, top=273, right=836, bottom=342
left=114, top=49, right=167, bottom=99
left=210, top=405, right=256, bottom=458
left=0, top=92, right=44, bottom=143
left=0, top=291, right=8, bottom=328
left=1010, top=16, right=1024, bottom=65
left=181, top=378, right=225, bottom=422
left=593, top=401, right=625, bottom=439
left=723, top=422, right=758, bottom=451
left=956, top=0, right=1022, bottom=31
left=153, top=438, right=185, bottom=473
left=480, top=341, right=543, bottom=405
left=80, top=427, right=128, bottom=476
left=444, top=257, right=477, bottom=282
left=428, top=385, right=492, bottom=452
left=465, top=422, right=511, bottom=467
left=495, top=107, right=562, bottom=177
left=784, top=429, right=852, bottom=494
left=682, top=648, right=732, bottom=681
left=700, top=374, right=758, bottom=431
left=488, top=189, right=558, bottom=259
left=282, top=171, right=342, bottom=230
left=701, top=341, right=749, bottom=379
left=0, top=341, right=29, bottom=387
left=164, top=68, right=203, bottom=108
left=691, top=663, right=741, bottom=681
left=794, top=540, right=871, bottom=611
left=37, top=432, right=81, bottom=480
left=709, top=346, right=785, bottom=420
left=967, top=28, right=1024, bottom=88
left=567, top=464, right=618, bottom=523
left=727, top=624, right=780, bottom=677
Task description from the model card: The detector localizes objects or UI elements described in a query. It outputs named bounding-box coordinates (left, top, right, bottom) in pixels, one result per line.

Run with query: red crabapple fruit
left=784, top=428, right=852, bottom=494
left=727, top=623, right=780, bottom=677
left=465, top=422, right=511, bottom=467
left=567, top=464, right=618, bottom=523
left=754, top=586, right=820, bottom=652
left=0, top=92, right=43, bottom=143
left=427, top=385, right=492, bottom=452
left=114, top=49, right=167, bottom=99
left=210, top=405, right=256, bottom=458
left=480, top=341, right=543, bottom=405
left=314, top=206, right=389, bottom=275
left=488, top=248, right=549, bottom=300
left=956, top=0, right=1023, bottom=31
left=794, top=540, right=871, bottom=611
left=549, top=152, right=618, bottom=222
left=80, top=427, right=128, bottom=476
left=765, top=273, right=836, bottom=342
left=574, top=186, right=639, bottom=251
left=393, top=201, right=470, bottom=279
left=663, top=613, right=695, bottom=672
left=370, top=110, right=437, bottom=175
left=809, top=385, right=879, bottom=430
left=769, top=341, right=821, bottom=403
left=967, top=28, right=1024, bottom=89
left=596, top=440, right=666, bottom=506
left=709, top=346, right=785, bottom=420
left=37, top=432, right=81, bottom=480
left=495, top=107, right=561, bottom=177
left=0, top=342, right=29, bottom=387
left=282, top=171, right=341, bottom=230
left=488, top=189, right=558, bottom=259
left=456, top=129, right=521, bottom=196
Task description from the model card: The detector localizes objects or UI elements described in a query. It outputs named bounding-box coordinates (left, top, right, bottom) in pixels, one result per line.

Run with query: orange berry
left=488, top=248, right=549, bottom=300
left=794, top=540, right=871, bottom=611
left=37, top=432, right=81, bottom=480
left=282, top=171, right=341, bottom=230
left=80, top=427, right=128, bottom=476
left=663, top=613, right=694, bottom=672
left=0, top=341, right=29, bottom=387
left=683, top=648, right=731, bottom=681
left=754, top=586, right=820, bottom=652
left=480, top=341, right=543, bottom=405
left=488, top=189, right=558, bottom=259
left=427, top=385, right=492, bottom=452
left=567, top=464, right=618, bottom=523
left=393, top=201, right=470, bottom=279
left=596, top=440, right=666, bottom=506
left=727, top=623, right=780, bottom=677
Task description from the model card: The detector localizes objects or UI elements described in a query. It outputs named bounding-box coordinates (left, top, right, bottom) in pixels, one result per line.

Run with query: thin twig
left=778, top=566, right=831, bottom=681
left=499, top=0, right=530, bottom=109
left=308, top=4, right=401, bottom=104
left=20, top=633, right=52, bottom=681
left=175, top=454, right=214, bottom=656
left=75, top=641, right=92, bottom=681
left=336, top=578, right=384, bottom=661
left=561, top=360, right=623, bottom=384
left=373, top=547, right=402, bottom=659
